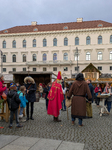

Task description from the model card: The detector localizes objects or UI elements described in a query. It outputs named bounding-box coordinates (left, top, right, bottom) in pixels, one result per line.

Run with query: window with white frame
left=12, top=54, right=16, bottom=62
left=43, top=38, right=47, bottom=47
left=43, top=67, right=47, bottom=71
left=3, top=68, right=6, bottom=72
left=64, top=37, right=68, bottom=46
left=53, top=38, right=57, bottom=46
left=63, top=53, right=68, bottom=61
left=74, top=52, right=79, bottom=61
left=2, top=40, right=6, bottom=48
left=23, top=40, right=26, bottom=48
left=98, top=35, right=102, bottom=44
left=110, top=66, right=112, bottom=70
left=75, top=37, right=79, bottom=45
left=110, top=35, right=112, bottom=43
left=3, top=55, right=6, bottom=62
left=110, top=51, right=112, bottom=60
left=12, top=68, right=16, bottom=72
left=33, top=39, right=36, bottom=47
left=86, top=52, right=91, bottom=60
left=23, top=54, right=26, bottom=62
left=43, top=53, right=47, bottom=61
left=32, top=54, right=36, bottom=61
left=98, top=52, right=102, bottom=60
left=98, top=66, right=102, bottom=71
left=64, top=67, right=68, bottom=71
left=33, top=68, right=36, bottom=71
left=23, top=68, right=26, bottom=71
left=12, top=40, right=16, bottom=48
left=86, top=36, right=90, bottom=45
left=53, top=53, right=57, bottom=61
left=53, top=67, right=57, bottom=71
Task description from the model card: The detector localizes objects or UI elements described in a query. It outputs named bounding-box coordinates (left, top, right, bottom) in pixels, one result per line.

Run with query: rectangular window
left=110, top=66, right=112, bottom=70
left=98, top=66, right=102, bottom=71
left=75, top=66, right=79, bottom=71
left=23, top=68, right=26, bottom=71
left=12, top=68, right=16, bottom=72
left=43, top=67, right=47, bottom=71
left=3, top=68, right=6, bottom=72
left=64, top=67, right=68, bottom=71
left=33, top=68, right=36, bottom=72
left=53, top=67, right=57, bottom=71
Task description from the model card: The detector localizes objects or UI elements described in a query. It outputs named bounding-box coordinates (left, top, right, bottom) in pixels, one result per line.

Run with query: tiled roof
left=0, top=20, right=112, bottom=34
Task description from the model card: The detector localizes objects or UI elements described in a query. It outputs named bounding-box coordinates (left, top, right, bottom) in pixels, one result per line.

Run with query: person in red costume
left=47, top=71, right=64, bottom=122
left=0, top=74, right=6, bottom=99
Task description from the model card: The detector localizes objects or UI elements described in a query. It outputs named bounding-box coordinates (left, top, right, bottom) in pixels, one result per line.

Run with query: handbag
left=1, top=92, right=7, bottom=101
left=65, top=96, right=72, bottom=120
left=65, top=96, right=73, bottom=108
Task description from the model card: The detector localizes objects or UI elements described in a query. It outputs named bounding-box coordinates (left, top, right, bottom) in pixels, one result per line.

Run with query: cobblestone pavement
left=1, top=101, right=112, bottom=150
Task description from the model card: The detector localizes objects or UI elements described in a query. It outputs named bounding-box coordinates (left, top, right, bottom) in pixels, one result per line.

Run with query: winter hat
left=10, top=83, right=17, bottom=90
left=39, top=83, right=43, bottom=86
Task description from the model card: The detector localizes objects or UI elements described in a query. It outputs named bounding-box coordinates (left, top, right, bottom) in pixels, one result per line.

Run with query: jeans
left=19, top=107, right=24, bottom=115
left=41, top=93, right=42, bottom=97
left=96, top=97, right=100, bottom=105
left=26, top=102, right=34, bottom=118
left=72, top=117, right=82, bottom=125
left=10, top=109, right=19, bottom=126
left=62, top=95, right=66, bottom=110
left=105, top=100, right=112, bottom=112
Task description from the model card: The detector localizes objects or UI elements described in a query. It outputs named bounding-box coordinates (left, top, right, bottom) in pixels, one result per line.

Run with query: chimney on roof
left=77, top=18, right=83, bottom=22
left=31, top=21, right=37, bottom=25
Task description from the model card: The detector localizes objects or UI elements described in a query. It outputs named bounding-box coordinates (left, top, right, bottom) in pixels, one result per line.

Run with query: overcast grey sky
left=0, top=0, right=112, bottom=30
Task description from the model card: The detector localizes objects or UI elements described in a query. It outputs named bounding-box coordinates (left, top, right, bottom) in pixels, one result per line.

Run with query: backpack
left=8, top=92, right=16, bottom=110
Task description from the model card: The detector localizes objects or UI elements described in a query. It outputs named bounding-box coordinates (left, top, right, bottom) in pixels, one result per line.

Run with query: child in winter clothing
left=39, top=83, right=43, bottom=98
left=17, top=86, right=28, bottom=118
left=7, top=83, right=23, bottom=128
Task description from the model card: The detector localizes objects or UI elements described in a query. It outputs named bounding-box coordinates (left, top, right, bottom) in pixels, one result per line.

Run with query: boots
left=53, top=117, right=56, bottom=122
left=53, top=117, right=61, bottom=122
left=55, top=117, right=61, bottom=122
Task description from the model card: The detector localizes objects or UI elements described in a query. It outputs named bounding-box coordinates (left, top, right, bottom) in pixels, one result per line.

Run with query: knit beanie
left=10, top=83, right=17, bottom=90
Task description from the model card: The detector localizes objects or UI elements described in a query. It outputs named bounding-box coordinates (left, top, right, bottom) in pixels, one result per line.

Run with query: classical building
left=0, top=18, right=112, bottom=79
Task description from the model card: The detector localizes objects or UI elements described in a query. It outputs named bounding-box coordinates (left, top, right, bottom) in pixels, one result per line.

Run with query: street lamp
left=75, top=47, right=79, bottom=73
left=27, top=66, right=29, bottom=76
left=0, top=50, right=3, bottom=74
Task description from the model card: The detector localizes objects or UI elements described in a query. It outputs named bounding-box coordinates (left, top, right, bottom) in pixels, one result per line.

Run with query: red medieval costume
left=47, top=71, right=64, bottom=122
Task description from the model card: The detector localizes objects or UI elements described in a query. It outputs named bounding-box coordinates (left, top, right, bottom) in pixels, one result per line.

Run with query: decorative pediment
left=82, top=63, right=101, bottom=73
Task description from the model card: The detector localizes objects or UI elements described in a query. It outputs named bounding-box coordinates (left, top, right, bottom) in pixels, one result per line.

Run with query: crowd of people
left=0, top=71, right=112, bottom=128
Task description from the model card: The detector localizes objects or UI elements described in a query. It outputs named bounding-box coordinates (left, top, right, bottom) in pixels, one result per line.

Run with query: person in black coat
left=7, top=83, right=23, bottom=128
left=86, top=79, right=94, bottom=118
left=44, top=83, right=52, bottom=110
left=24, top=76, right=37, bottom=121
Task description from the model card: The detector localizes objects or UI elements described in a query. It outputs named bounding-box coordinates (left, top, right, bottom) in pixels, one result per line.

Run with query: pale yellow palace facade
left=0, top=18, right=112, bottom=79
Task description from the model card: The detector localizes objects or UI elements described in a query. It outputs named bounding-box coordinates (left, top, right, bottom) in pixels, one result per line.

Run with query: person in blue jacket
left=17, top=86, right=28, bottom=118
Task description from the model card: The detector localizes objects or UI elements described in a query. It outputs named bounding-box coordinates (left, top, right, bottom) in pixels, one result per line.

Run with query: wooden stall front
left=9, top=71, right=57, bottom=86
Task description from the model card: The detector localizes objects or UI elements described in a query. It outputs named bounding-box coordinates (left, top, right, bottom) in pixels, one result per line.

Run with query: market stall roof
left=9, top=71, right=56, bottom=76
left=81, top=63, right=101, bottom=74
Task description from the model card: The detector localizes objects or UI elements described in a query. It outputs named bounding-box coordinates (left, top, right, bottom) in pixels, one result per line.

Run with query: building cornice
left=0, top=27, right=112, bottom=38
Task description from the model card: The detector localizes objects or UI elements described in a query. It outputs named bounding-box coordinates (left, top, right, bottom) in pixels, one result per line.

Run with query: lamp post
left=0, top=50, right=3, bottom=74
left=27, top=66, right=29, bottom=76
left=76, top=47, right=79, bottom=73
